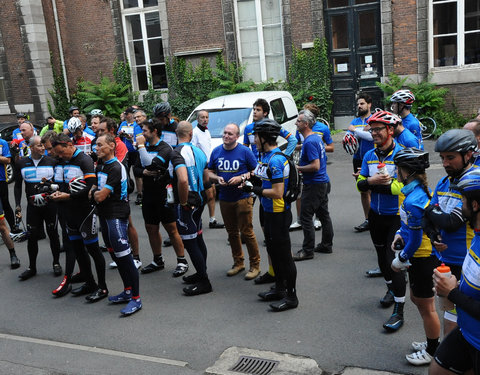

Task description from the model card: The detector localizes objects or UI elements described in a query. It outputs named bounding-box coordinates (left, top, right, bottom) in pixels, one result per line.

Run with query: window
left=121, top=0, right=167, bottom=90
left=235, top=0, right=286, bottom=82
left=431, top=0, right=480, bottom=67
left=0, top=79, right=6, bottom=102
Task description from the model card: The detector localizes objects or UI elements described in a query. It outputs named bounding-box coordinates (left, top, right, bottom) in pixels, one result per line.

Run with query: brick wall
left=166, top=0, right=225, bottom=55
left=290, top=0, right=314, bottom=48
left=392, top=0, right=418, bottom=75
left=441, top=83, right=480, bottom=118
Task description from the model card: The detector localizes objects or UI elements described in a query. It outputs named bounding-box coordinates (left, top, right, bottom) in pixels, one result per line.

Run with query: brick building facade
left=0, top=0, right=478, bottom=124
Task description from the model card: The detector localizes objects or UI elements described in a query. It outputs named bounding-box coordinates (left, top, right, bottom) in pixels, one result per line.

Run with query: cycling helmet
left=69, top=177, right=87, bottom=194
left=342, top=133, right=358, bottom=155
left=16, top=112, right=28, bottom=119
left=434, top=129, right=477, bottom=154
left=10, top=231, right=28, bottom=242
left=451, top=169, right=480, bottom=197
left=394, top=147, right=430, bottom=172
left=153, top=102, right=171, bottom=117
left=67, top=117, right=82, bottom=134
left=90, top=109, right=103, bottom=116
left=253, top=118, right=281, bottom=140
left=68, top=106, right=79, bottom=113
left=390, top=90, right=415, bottom=105
left=367, top=110, right=402, bottom=127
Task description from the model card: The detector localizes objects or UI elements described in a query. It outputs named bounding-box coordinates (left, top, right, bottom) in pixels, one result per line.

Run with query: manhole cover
left=229, top=356, right=279, bottom=375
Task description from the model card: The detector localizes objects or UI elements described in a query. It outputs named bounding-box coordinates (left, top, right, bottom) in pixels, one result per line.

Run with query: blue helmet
left=451, top=169, right=480, bottom=197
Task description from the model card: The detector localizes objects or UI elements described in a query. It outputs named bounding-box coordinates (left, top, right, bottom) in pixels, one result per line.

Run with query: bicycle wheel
left=318, top=117, right=330, bottom=129
left=419, top=117, right=437, bottom=139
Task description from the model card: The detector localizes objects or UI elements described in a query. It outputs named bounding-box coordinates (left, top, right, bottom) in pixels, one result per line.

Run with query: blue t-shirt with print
left=299, top=133, right=329, bottom=184
left=208, top=143, right=257, bottom=202
left=0, top=138, right=11, bottom=181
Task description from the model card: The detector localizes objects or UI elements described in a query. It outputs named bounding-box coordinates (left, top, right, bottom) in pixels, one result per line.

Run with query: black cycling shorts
left=444, top=262, right=462, bottom=280
left=408, top=256, right=439, bottom=298
left=434, top=326, right=480, bottom=374
left=66, top=209, right=98, bottom=245
left=142, top=194, right=175, bottom=225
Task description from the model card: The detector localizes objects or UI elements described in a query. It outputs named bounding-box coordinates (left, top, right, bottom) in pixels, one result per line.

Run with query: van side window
left=270, top=99, right=287, bottom=124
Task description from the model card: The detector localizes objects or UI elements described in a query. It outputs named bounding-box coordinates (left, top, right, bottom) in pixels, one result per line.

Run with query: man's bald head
left=176, top=121, right=193, bottom=141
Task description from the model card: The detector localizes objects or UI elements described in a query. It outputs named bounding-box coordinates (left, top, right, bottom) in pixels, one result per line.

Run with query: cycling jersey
left=160, top=119, right=178, bottom=148
left=243, top=122, right=297, bottom=158
left=0, top=139, right=11, bottom=182
left=395, top=128, right=419, bottom=149
left=430, top=168, right=477, bottom=265
left=299, top=133, right=328, bottom=184
left=402, top=113, right=424, bottom=149
left=208, top=143, right=257, bottom=202
left=118, top=121, right=142, bottom=152
left=295, top=121, right=333, bottom=145
left=170, top=142, right=207, bottom=206
left=357, top=141, right=403, bottom=215
left=349, top=115, right=374, bottom=160
left=95, top=157, right=129, bottom=219
left=73, top=132, right=94, bottom=155
left=397, top=180, right=433, bottom=259
left=253, top=147, right=290, bottom=213
left=457, top=230, right=480, bottom=350
left=12, top=127, right=23, bottom=141
left=14, top=155, right=56, bottom=207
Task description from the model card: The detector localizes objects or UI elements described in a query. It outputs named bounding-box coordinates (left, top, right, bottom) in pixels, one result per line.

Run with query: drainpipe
left=51, top=0, right=70, bottom=101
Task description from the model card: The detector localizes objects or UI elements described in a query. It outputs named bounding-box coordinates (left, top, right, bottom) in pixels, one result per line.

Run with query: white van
left=187, top=91, right=299, bottom=149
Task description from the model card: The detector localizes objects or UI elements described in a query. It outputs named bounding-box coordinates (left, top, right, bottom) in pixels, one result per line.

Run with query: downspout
left=51, top=0, right=70, bottom=101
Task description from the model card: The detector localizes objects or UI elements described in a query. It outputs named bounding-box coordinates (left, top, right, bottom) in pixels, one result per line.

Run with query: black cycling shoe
left=71, top=283, right=97, bottom=296
left=258, top=288, right=286, bottom=301
left=53, top=264, right=62, bottom=277
left=52, top=276, right=71, bottom=297
left=270, top=296, right=299, bottom=312
left=354, top=220, right=370, bottom=232
left=254, top=271, right=275, bottom=285
left=383, top=302, right=405, bottom=332
left=19, top=268, right=36, bottom=281
left=380, top=289, right=395, bottom=308
left=182, top=273, right=201, bottom=284
left=86, top=288, right=109, bottom=303
left=70, top=272, right=85, bottom=284
left=365, top=267, right=383, bottom=278
left=10, top=254, right=20, bottom=269
left=140, top=261, right=165, bottom=274
left=134, top=193, right=143, bottom=206
left=183, top=280, right=212, bottom=296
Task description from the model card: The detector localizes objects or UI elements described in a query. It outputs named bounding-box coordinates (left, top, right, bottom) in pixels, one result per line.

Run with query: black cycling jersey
left=95, top=157, right=130, bottom=219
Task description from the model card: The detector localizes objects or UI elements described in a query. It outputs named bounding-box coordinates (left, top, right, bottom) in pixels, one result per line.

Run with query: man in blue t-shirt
left=292, top=110, right=333, bottom=261
left=208, top=123, right=260, bottom=280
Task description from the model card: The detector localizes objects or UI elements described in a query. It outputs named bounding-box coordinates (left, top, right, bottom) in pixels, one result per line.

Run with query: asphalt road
left=0, top=136, right=444, bottom=375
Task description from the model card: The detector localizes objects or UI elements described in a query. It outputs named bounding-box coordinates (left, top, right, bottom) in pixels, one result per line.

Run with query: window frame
left=429, top=0, right=480, bottom=69
left=120, top=0, right=167, bottom=91
left=233, top=0, right=286, bottom=82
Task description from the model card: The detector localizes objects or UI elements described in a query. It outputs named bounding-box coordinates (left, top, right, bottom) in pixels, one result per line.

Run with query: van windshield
left=190, top=108, right=252, bottom=138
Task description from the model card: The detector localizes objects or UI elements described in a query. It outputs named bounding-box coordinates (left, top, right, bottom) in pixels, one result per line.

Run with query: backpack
left=266, top=152, right=301, bottom=204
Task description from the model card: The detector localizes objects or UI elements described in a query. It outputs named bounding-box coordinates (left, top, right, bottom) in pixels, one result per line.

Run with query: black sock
left=8, top=248, right=15, bottom=256
left=177, top=256, right=187, bottom=264
left=426, top=337, right=439, bottom=356
left=153, top=254, right=163, bottom=265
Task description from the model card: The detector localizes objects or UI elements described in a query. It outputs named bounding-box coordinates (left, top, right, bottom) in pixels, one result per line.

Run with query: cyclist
left=67, top=117, right=94, bottom=155
left=422, top=129, right=477, bottom=336
left=153, top=102, right=177, bottom=148
left=390, top=148, right=441, bottom=365
left=242, top=118, right=298, bottom=311
left=429, top=168, right=480, bottom=375
left=356, top=110, right=406, bottom=331
left=390, top=90, right=424, bottom=150
left=62, top=106, right=80, bottom=134
left=463, top=118, right=480, bottom=167
left=12, top=112, right=28, bottom=143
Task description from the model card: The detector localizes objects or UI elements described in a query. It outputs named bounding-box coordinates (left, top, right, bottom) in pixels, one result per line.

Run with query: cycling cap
left=390, top=90, right=415, bottom=105
left=367, top=110, right=402, bottom=127
left=434, top=129, right=477, bottom=153
left=153, top=102, right=171, bottom=117
left=342, top=133, right=358, bottom=155
left=394, top=147, right=430, bottom=172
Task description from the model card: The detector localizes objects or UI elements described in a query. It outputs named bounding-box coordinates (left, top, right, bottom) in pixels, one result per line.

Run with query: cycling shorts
left=99, top=217, right=131, bottom=258
left=408, top=256, right=439, bottom=298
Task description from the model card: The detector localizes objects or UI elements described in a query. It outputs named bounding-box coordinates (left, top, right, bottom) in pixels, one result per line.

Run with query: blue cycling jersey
left=243, top=122, right=297, bottom=158
left=457, top=230, right=480, bottom=350
left=402, top=113, right=424, bottom=149
left=350, top=116, right=374, bottom=160
left=118, top=121, right=143, bottom=152
left=0, top=139, right=11, bottom=182
left=396, top=128, right=419, bottom=149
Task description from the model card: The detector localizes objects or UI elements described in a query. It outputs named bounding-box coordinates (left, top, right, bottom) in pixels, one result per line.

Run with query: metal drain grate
left=229, top=355, right=279, bottom=375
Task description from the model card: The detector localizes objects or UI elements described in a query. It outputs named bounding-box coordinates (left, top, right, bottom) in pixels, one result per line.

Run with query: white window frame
left=429, top=0, right=480, bottom=69
left=121, top=0, right=166, bottom=91
left=233, top=0, right=286, bottom=82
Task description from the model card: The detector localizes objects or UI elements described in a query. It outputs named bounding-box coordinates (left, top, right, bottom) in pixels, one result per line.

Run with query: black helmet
left=16, top=112, right=27, bottom=119
left=68, top=106, right=79, bottom=113
left=435, top=129, right=477, bottom=153
left=394, top=147, right=430, bottom=172
left=253, top=118, right=281, bottom=139
left=153, top=102, right=171, bottom=117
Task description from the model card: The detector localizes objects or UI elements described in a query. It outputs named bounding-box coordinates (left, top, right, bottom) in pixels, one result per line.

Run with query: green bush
left=286, top=38, right=333, bottom=124
left=47, top=52, right=72, bottom=120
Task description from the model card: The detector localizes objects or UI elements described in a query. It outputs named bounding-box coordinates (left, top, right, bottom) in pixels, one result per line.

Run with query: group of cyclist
left=344, top=90, right=480, bottom=373
left=2, top=90, right=480, bottom=373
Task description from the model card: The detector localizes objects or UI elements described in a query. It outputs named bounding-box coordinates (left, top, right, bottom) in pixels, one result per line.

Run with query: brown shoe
left=244, top=268, right=261, bottom=280
left=226, top=265, right=245, bottom=277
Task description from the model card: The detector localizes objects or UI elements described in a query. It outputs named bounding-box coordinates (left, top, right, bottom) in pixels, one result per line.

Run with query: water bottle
left=435, top=263, right=454, bottom=310
left=377, top=162, right=389, bottom=175
left=166, top=184, right=174, bottom=204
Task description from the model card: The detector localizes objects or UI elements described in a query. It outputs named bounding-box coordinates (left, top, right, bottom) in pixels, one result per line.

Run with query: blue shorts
left=99, top=217, right=131, bottom=257
left=175, top=204, right=204, bottom=240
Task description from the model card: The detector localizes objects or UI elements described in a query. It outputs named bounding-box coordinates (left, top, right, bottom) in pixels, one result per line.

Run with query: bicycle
left=413, top=108, right=437, bottom=139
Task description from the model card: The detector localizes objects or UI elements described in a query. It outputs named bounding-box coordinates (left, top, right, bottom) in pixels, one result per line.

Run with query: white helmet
left=90, top=109, right=103, bottom=116
left=67, top=117, right=82, bottom=134
left=69, top=177, right=87, bottom=194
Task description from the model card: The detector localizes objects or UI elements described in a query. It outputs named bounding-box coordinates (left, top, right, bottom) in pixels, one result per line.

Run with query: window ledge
left=430, top=64, right=480, bottom=85
left=174, top=48, right=222, bottom=57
